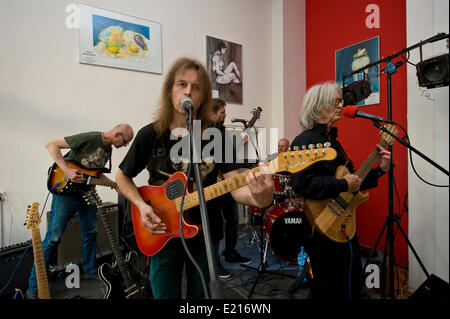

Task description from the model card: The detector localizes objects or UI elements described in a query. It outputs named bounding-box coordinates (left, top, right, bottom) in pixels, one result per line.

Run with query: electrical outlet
left=0, top=191, right=5, bottom=201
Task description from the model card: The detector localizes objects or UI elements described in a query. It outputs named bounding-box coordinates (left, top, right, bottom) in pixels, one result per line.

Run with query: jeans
left=27, top=194, right=98, bottom=291
left=150, top=239, right=219, bottom=299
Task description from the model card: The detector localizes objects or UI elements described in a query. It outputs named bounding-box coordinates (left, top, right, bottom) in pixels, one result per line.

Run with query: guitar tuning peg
left=301, top=145, right=306, bottom=150
left=287, top=147, right=291, bottom=151
left=316, top=143, right=323, bottom=148
left=324, top=142, right=331, bottom=148
left=293, top=146, right=299, bottom=151
left=308, top=144, right=314, bottom=149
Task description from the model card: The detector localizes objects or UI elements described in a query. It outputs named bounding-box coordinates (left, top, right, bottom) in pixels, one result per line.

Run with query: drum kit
left=243, top=173, right=312, bottom=265
left=239, top=173, right=313, bottom=297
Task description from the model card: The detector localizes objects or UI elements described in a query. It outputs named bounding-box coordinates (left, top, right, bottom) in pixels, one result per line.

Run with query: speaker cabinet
left=47, top=203, right=119, bottom=266
left=416, top=53, right=449, bottom=89
left=410, top=274, right=449, bottom=299
left=0, top=241, right=34, bottom=297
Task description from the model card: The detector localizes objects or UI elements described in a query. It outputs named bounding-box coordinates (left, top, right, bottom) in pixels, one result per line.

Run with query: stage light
left=416, top=53, right=449, bottom=89
left=342, top=79, right=372, bottom=106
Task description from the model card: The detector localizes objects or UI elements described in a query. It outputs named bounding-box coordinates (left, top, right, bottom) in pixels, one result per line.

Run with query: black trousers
left=306, top=232, right=363, bottom=299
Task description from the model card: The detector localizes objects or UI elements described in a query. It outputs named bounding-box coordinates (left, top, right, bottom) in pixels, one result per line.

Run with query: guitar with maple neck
left=302, top=124, right=398, bottom=243
left=131, top=146, right=337, bottom=256
left=25, top=202, right=51, bottom=299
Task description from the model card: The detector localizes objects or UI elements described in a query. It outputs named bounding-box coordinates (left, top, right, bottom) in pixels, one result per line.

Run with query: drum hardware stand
left=238, top=206, right=261, bottom=249
left=241, top=206, right=296, bottom=298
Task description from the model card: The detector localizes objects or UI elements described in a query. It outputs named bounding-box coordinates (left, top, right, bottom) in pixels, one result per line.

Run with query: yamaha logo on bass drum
left=283, top=217, right=304, bottom=224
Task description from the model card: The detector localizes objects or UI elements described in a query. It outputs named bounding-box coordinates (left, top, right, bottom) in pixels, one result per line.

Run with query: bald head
left=278, top=138, right=290, bottom=153
left=105, top=123, right=134, bottom=148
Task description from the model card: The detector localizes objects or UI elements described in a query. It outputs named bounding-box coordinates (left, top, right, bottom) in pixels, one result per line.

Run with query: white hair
left=299, top=82, right=342, bottom=130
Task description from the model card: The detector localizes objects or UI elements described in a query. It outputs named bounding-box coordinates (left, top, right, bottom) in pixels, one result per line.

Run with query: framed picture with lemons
left=79, top=4, right=162, bottom=74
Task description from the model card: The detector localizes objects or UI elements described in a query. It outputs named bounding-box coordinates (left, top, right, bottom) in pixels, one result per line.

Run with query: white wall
left=406, top=0, right=449, bottom=289
left=0, top=0, right=279, bottom=247
left=282, top=0, right=306, bottom=143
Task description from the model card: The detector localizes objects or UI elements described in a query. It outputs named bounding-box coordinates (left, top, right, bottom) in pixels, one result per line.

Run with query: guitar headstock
left=251, top=107, right=262, bottom=118
left=276, top=144, right=337, bottom=173
left=380, top=124, right=398, bottom=146
left=247, top=107, right=262, bottom=128
left=25, top=202, right=41, bottom=230
left=82, top=190, right=102, bottom=208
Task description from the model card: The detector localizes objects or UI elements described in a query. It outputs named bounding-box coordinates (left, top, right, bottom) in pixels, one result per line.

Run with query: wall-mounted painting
left=206, top=35, right=243, bottom=104
left=335, top=36, right=380, bottom=106
left=79, top=4, right=162, bottom=74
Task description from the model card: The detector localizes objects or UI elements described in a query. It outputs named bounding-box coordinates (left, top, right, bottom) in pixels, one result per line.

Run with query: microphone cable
left=178, top=114, right=210, bottom=299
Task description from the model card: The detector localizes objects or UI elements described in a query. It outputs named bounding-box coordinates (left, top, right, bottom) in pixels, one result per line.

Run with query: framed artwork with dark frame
left=206, top=35, right=243, bottom=104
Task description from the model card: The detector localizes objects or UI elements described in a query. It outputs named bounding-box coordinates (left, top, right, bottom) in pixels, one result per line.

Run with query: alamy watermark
left=365, top=263, right=380, bottom=289
left=169, top=120, right=280, bottom=164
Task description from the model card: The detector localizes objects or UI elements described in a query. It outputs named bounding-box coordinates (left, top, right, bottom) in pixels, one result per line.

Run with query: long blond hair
left=154, top=57, right=213, bottom=135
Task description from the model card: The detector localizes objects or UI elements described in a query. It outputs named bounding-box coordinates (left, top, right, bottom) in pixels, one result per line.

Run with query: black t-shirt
left=119, top=122, right=240, bottom=243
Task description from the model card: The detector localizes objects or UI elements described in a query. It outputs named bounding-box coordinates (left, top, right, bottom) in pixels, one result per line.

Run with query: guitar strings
left=150, top=166, right=264, bottom=216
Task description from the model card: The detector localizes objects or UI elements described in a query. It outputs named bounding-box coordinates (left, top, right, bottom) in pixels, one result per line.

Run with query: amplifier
left=0, top=240, right=34, bottom=298
left=47, top=202, right=119, bottom=267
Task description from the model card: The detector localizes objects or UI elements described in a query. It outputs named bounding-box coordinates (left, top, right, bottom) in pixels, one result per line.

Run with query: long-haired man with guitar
left=289, top=82, right=391, bottom=299
left=116, top=57, right=274, bottom=299
left=26, top=123, right=134, bottom=299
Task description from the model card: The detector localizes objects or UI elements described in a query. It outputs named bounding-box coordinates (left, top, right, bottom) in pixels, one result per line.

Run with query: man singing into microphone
left=116, top=57, right=274, bottom=299
left=289, top=81, right=391, bottom=299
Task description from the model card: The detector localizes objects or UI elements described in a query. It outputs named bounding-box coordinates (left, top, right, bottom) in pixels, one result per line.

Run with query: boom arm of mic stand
left=373, top=121, right=449, bottom=176
left=236, top=122, right=263, bottom=163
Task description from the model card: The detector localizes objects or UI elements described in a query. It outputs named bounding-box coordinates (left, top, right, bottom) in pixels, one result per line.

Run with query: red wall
left=305, top=0, right=409, bottom=266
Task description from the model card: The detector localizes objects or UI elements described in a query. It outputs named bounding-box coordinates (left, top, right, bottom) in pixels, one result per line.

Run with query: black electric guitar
left=83, top=191, right=148, bottom=299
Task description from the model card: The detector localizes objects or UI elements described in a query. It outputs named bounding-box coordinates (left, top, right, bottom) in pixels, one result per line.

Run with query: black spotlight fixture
left=416, top=53, right=449, bottom=89
left=342, top=79, right=372, bottom=106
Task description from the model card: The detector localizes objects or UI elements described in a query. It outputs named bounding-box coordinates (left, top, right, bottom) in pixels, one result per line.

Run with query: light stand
left=183, top=100, right=223, bottom=299
left=345, top=33, right=449, bottom=298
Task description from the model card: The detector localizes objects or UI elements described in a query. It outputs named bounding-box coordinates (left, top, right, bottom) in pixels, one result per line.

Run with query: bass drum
left=264, top=203, right=312, bottom=264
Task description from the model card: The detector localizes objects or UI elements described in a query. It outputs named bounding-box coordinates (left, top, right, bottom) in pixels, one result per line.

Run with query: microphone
left=231, top=118, right=248, bottom=124
left=343, top=105, right=392, bottom=123
left=180, top=97, right=194, bottom=111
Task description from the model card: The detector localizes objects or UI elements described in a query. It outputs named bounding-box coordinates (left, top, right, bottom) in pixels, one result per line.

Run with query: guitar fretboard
left=31, top=229, right=51, bottom=299
left=98, top=207, right=134, bottom=287
left=90, top=178, right=116, bottom=189
left=175, top=162, right=276, bottom=211
left=354, top=139, right=388, bottom=181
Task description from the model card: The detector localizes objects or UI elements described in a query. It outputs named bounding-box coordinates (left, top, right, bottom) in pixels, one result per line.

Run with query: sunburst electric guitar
left=25, top=202, right=51, bottom=299
left=303, top=124, right=398, bottom=243
left=131, top=147, right=337, bottom=256
left=47, top=160, right=116, bottom=195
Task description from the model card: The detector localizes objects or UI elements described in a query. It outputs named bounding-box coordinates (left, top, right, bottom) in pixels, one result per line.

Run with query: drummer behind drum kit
left=245, top=172, right=312, bottom=266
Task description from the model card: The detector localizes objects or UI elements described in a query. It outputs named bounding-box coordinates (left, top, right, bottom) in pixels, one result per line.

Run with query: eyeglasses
left=333, top=98, right=344, bottom=106
left=119, top=133, right=129, bottom=146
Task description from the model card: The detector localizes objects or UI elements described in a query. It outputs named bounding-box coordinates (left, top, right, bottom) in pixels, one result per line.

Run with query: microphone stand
left=346, top=33, right=449, bottom=298
left=185, top=107, right=223, bottom=299
left=239, top=121, right=262, bottom=164
left=232, top=120, right=296, bottom=299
